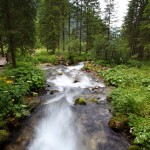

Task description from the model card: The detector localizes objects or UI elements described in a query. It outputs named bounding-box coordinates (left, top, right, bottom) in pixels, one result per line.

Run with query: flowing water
left=27, top=62, right=129, bottom=150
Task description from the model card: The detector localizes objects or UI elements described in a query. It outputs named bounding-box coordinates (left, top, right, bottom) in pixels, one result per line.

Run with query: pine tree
left=124, top=0, right=147, bottom=59
left=103, top=0, right=116, bottom=60
left=39, top=0, right=69, bottom=53
left=140, top=0, right=150, bottom=59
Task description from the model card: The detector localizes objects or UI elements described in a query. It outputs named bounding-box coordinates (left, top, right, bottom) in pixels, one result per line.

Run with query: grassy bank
left=0, top=61, right=45, bottom=146
left=84, top=60, right=150, bottom=149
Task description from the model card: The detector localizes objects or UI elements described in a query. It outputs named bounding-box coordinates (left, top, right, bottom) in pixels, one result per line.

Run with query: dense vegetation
left=0, top=61, right=45, bottom=145
left=0, top=0, right=149, bottom=149
left=100, top=62, right=150, bottom=149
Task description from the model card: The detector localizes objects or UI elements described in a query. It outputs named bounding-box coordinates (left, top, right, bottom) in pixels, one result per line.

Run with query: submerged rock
left=89, top=98, right=98, bottom=104
left=74, top=79, right=79, bottom=83
left=75, top=98, right=86, bottom=105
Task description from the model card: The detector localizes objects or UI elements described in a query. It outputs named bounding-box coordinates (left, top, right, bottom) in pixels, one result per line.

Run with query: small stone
left=57, top=71, right=63, bottom=75
left=50, top=90, right=59, bottom=95
left=95, top=79, right=98, bottom=82
left=74, top=79, right=79, bottom=83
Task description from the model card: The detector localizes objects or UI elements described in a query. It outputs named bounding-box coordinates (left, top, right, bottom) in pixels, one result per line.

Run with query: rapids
left=28, top=62, right=129, bottom=150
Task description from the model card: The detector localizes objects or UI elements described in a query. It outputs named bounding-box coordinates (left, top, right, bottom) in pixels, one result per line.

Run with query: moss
left=128, top=145, right=141, bottom=150
left=0, top=130, right=9, bottom=142
left=89, top=98, right=98, bottom=104
left=75, top=98, right=86, bottom=105
left=108, top=115, right=128, bottom=131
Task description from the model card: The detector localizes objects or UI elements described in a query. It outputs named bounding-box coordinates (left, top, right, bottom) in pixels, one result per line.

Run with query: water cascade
left=28, top=63, right=129, bottom=150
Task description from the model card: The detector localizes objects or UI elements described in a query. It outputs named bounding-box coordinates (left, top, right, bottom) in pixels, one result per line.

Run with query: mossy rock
left=108, top=115, right=128, bottom=131
left=0, top=130, right=9, bottom=142
left=89, top=98, right=98, bottom=104
left=107, top=95, right=112, bottom=102
left=128, top=145, right=141, bottom=150
left=75, top=98, right=86, bottom=105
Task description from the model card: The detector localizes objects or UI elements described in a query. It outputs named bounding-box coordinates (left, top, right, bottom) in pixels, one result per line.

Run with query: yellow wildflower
left=6, top=80, right=13, bottom=84
left=0, top=77, right=6, bottom=81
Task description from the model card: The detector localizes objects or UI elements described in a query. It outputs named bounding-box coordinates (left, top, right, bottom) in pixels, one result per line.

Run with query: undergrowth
left=98, top=61, right=150, bottom=149
left=0, top=61, right=45, bottom=144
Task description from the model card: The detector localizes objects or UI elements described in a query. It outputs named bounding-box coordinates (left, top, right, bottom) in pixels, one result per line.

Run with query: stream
left=5, top=62, right=129, bottom=150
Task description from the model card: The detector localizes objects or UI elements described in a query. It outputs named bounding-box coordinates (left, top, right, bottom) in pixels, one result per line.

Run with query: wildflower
left=0, top=77, right=6, bottom=81
left=6, top=80, right=13, bottom=84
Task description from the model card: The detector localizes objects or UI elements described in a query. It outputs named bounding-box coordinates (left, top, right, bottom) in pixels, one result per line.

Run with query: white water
left=28, top=63, right=105, bottom=150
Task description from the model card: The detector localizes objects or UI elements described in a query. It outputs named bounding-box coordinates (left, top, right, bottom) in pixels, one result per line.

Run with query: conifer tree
left=39, top=0, right=69, bottom=53
left=124, top=0, right=147, bottom=59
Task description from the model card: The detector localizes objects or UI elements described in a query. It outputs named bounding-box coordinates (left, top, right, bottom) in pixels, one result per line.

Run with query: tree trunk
left=79, top=0, right=83, bottom=54
left=4, top=0, right=16, bottom=67
left=62, top=21, right=65, bottom=51
left=76, top=0, right=79, bottom=39
left=86, top=7, right=89, bottom=53
left=0, top=37, right=4, bottom=57
left=68, top=4, right=71, bottom=53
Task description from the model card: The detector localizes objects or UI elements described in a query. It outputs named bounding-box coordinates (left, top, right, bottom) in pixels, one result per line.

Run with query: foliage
left=0, top=130, right=9, bottom=142
left=124, top=0, right=150, bottom=59
left=0, top=62, right=45, bottom=125
left=129, top=115, right=150, bottom=149
left=66, top=52, right=92, bottom=64
left=35, top=52, right=59, bottom=64
left=67, top=39, right=86, bottom=53
left=38, top=0, right=68, bottom=53
left=99, top=62, right=150, bottom=148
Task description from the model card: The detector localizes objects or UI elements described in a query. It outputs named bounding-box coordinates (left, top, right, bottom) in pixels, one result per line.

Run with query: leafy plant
left=98, top=62, right=150, bottom=148
left=0, top=62, right=45, bottom=126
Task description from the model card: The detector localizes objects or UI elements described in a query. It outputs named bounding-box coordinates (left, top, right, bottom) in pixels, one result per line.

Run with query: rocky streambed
left=5, top=63, right=129, bottom=150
